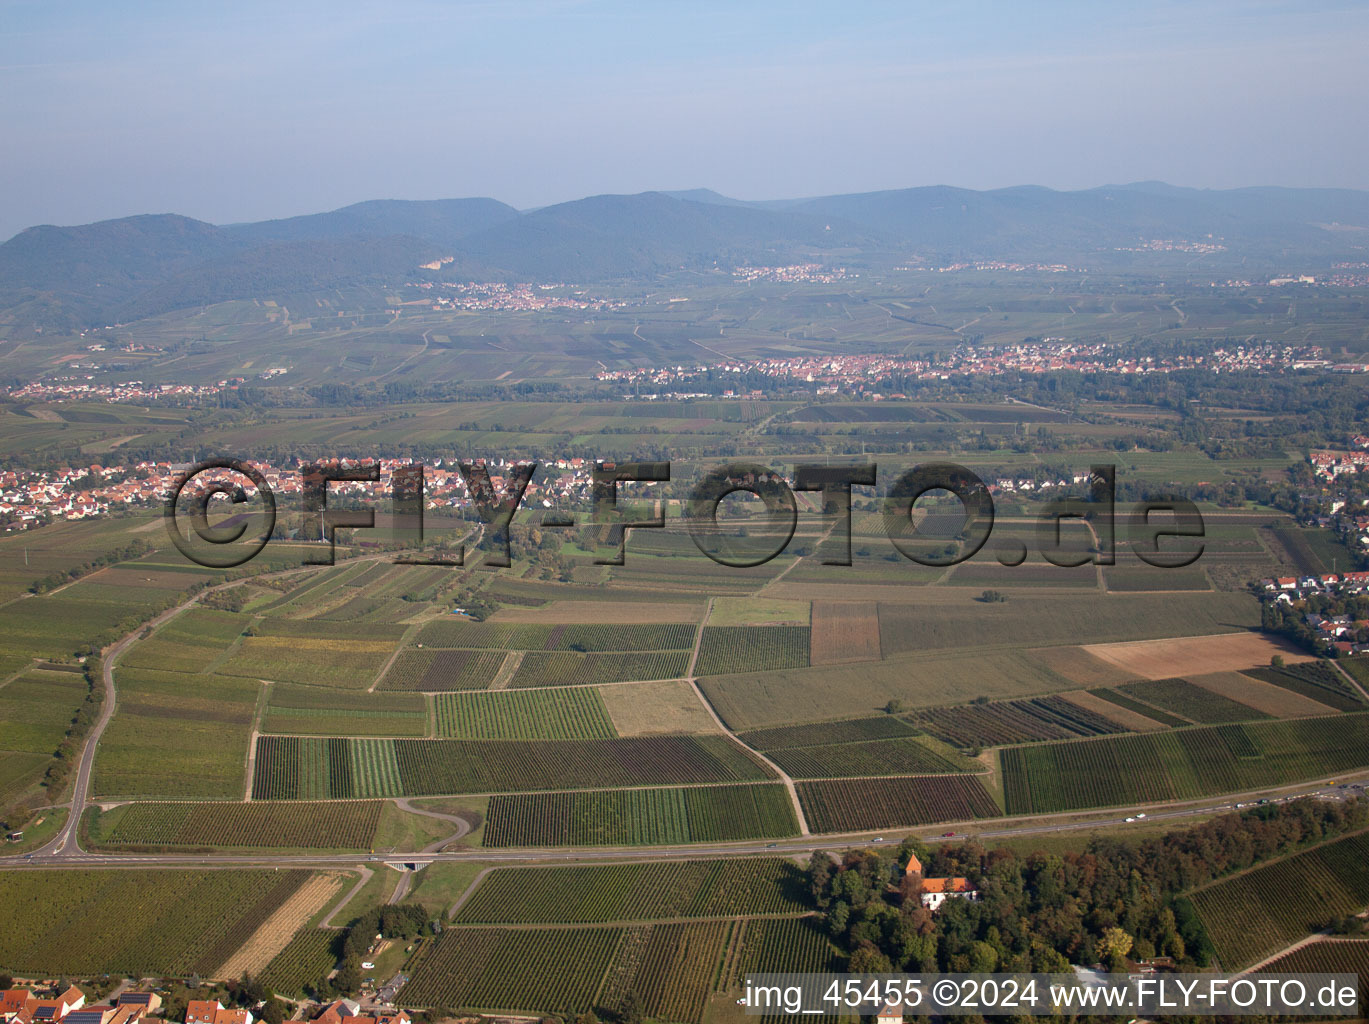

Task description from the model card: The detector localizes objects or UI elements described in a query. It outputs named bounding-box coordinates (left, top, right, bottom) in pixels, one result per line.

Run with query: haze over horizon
left=3, top=0, right=1367, bottom=241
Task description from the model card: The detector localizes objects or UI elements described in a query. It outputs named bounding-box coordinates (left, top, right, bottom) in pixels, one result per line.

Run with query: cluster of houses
left=1, top=989, right=156, bottom=1024
left=1310, top=439, right=1369, bottom=481
left=1262, top=573, right=1369, bottom=655
left=0, top=991, right=410, bottom=1024
left=1, top=455, right=601, bottom=531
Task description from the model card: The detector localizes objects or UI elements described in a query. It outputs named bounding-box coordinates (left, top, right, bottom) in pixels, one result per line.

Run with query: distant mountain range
left=3, top=182, right=1368, bottom=329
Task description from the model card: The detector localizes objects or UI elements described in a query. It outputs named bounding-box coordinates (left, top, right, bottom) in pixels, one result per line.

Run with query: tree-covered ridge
left=805, top=798, right=1369, bottom=974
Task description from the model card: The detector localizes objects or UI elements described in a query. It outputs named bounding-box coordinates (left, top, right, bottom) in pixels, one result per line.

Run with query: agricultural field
left=398, top=925, right=623, bottom=1013
left=95, top=669, right=257, bottom=799
left=261, top=684, right=428, bottom=737
left=0, top=868, right=318, bottom=976
left=379, top=648, right=508, bottom=691
left=1255, top=940, right=1369, bottom=1000
left=88, top=800, right=384, bottom=850
left=434, top=688, right=617, bottom=740
left=877, top=592, right=1260, bottom=656
left=1246, top=662, right=1368, bottom=712
left=598, top=679, right=719, bottom=736
left=796, top=775, right=1002, bottom=833
left=906, top=695, right=1129, bottom=748
left=699, top=648, right=1070, bottom=730
left=695, top=626, right=810, bottom=676
left=0, top=668, right=89, bottom=755
left=1114, top=678, right=1272, bottom=724
left=1002, top=714, right=1369, bottom=814
left=763, top=735, right=977, bottom=779
left=253, top=734, right=771, bottom=798
left=482, top=784, right=799, bottom=846
left=453, top=859, right=805, bottom=924
left=414, top=621, right=696, bottom=651
left=1191, top=831, right=1369, bottom=968
left=809, top=601, right=881, bottom=665
left=257, top=929, right=341, bottom=998
left=1086, top=688, right=1188, bottom=728
left=509, top=651, right=692, bottom=687
left=1083, top=631, right=1311, bottom=680
left=216, top=636, right=397, bottom=688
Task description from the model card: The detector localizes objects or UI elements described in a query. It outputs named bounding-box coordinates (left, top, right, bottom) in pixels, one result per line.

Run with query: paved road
left=7, top=772, right=1365, bottom=873
left=38, top=594, right=209, bottom=859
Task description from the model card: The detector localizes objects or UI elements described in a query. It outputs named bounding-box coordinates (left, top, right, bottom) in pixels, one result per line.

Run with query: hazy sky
left=2, top=0, right=1367, bottom=240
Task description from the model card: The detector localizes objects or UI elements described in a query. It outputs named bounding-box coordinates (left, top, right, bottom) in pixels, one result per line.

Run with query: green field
left=453, top=859, right=805, bottom=924
left=434, top=688, right=617, bottom=740
left=398, top=925, right=623, bottom=1013
left=482, top=785, right=800, bottom=846
left=88, top=800, right=384, bottom=850
left=253, top=734, right=772, bottom=798
left=258, top=929, right=341, bottom=998
left=509, top=651, right=692, bottom=687
left=0, top=868, right=316, bottom=975
left=695, top=626, right=811, bottom=676
left=797, top=775, right=1002, bottom=832
left=95, top=668, right=257, bottom=799
left=1002, top=714, right=1369, bottom=814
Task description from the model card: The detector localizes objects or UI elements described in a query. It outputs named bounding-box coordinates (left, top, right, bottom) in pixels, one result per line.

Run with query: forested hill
left=3, top=182, right=1368, bottom=330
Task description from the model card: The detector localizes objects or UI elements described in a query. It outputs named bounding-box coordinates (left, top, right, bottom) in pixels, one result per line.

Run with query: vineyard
left=905, top=695, right=1128, bottom=748
left=1190, top=831, right=1369, bottom=967
left=766, top=735, right=975, bottom=778
left=0, top=869, right=313, bottom=976
left=454, top=859, right=805, bottom=924
left=377, top=648, right=507, bottom=691
left=413, top=621, right=695, bottom=651
left=398, top=926, right=622, bottom=1013
left=739, top=716, right=917, bottom=749
left=482, top=784, right=799, bottom=846
left=92, top=800, right=383, bottom=850
left=1087, top=688, right=1188, bottom=727
left=1246, top=663, right=1366, bottom=712
left=434, top=688, right=617, bottom=740
left=509, top=651, right=692, bottom=687
left=1002, top=714, right=1369, bottom=814
left=619, top=921, right=734, bottom=1024
left=730, top=916, right=838, bottom=977
left=695, top=626, right=810, bottom=676
left=257, top=929, right=341, bottom=998
left=796, top=775, right=1001, bottom=833
left=1256, top=939, right=1369, bottom=1000
left=254, top=735, right=771, bottom=798
left=1116, top=678, right=1271, bottom=724
left=217, top=636, right=396, bottom=688
left=398, top=915, right=832, bottom=1023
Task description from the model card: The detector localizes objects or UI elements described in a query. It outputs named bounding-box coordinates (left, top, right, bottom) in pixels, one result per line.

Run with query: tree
left=1099, top=926, right=1133, bottom=968
left=334, top=957, right=361, bottom=996
left=619, top=991, right=643, bottom=1024
left=260, top=1000, right=286, bottom=1024
left=1271, top=654, right=1286, bottom=668
left=847, top=941, right=893, bottom=974
left=884, top=699, right=906, bottom=714
left=979, top=589, right=1006, bottom=603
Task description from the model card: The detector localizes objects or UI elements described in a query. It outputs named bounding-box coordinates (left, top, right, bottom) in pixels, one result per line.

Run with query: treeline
left=807, top=797, right=1368, bottom=974
left=41, top=657, right=103, bottom=795
left=28, top=539, right=153, bottom=594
